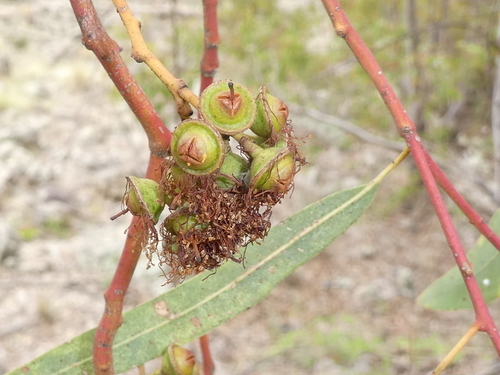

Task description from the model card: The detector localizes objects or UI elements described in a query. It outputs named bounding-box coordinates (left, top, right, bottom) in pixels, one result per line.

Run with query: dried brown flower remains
left=120, top=81, right=306, bottom=282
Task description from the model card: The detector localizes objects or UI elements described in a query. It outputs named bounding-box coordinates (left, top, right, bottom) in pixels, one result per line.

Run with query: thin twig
left=197, top=2, right=219, bottom=373
left=492, top=19, right=500, bottom=203
left=288, top=103, right=405, bottom=151
left=111, top=0, right=199, bottom=119
left=425, top=149, right=500, bottom=253
left=321, top=0, right=500, bottom=355
left=432, top=323, right=480, bottom=375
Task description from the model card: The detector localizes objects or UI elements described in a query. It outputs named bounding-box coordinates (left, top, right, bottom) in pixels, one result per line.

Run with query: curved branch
left=425, top=150, right=500, bottom=254
left=321, top=0, right=500, bottom=355
left=69, top=1, right=172, bottom=374
left=70, top=0, right=170, bottom=157
left=111, top=0, right=199, bottom=118
left=322, top=1, right=415, bottom=137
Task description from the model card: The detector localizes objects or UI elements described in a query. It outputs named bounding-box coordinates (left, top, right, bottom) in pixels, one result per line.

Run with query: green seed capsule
left=216, top=151, right=249, bottom=189
left=166, top=214, right=199, bottom=235
left=250, top=86, right=289, bottom=139
left=161, top=344, right=201, bottom=375
left=124, top=176, right=164, bottom=223
left=250, top=147, right=294, bottom=192
left=235, top=135, right=294, bottom=192
left=170, top=119, right=225, bottom=175
left=199, top=80, right=257, bottom=135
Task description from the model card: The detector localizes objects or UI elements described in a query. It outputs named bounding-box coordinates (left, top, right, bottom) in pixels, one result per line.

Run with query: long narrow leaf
left=8, top=183, right=377, bottom=375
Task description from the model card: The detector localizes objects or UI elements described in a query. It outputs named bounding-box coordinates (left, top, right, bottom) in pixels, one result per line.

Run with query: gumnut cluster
left=160, top=344, right=201, bottom=375
left=121, top=80, right=306, bottom=281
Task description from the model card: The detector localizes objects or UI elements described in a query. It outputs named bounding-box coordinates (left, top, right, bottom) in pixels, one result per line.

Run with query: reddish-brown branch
left=93, top=155, right=164, bottom=375
left=197, top=3, right=219, bottom=373
left=200, top=0, right=220, bottom=91
left=407, top=135, right=500, bottom=354
left=93, top=218, right=143, bottom=375
left=69, top=1, right=171, bottom=374
left=321, top=1, right=414, bottom=137
left=425, top=150, right=500, bottom=254
left=321, top=0, right=500, bottom=354
left=199, top=334, right=215, bottom=375
left=70, top=0, right=171, bottom=157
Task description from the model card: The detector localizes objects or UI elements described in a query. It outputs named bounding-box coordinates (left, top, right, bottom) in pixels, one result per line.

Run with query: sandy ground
left=1, top=1, right=500, bottom=375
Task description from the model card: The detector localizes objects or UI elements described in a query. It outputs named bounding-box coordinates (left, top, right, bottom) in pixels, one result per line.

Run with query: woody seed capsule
left=170, top=119, right=224, bottom=175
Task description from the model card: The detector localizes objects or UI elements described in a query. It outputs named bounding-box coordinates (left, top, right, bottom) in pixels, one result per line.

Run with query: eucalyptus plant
left=122, top=80, right=306, bottom=281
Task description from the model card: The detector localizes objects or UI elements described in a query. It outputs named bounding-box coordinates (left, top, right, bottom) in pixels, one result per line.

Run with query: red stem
left=322, top=2, right=415, bottom=136
left=200, top=0, right=220, bottom=91
left=407, top=136, right=500, bottom=353
left=69, top=1, right=171, bottom=373
left=197, top=2, right=219, bottom=373
left=93, top=156, right=164, bottom=374
left=196, top=0, right=219, bottom=375
left=69, top=0, right=171, bottom=156
left=425, top=150, right=500, bottom=253
left=199, top=334, right=215, bottom=375
left=321, top=0, right=500, bottom=354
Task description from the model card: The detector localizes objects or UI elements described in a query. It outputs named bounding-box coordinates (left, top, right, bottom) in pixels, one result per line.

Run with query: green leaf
left=417, top=208, right=500, bottom=311
left=8, top=183, right=377, bottom=375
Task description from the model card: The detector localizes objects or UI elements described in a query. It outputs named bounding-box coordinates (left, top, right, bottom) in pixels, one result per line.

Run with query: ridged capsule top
left=199, top=80, right=257, bottom=135
left=170, top=119, right=225, bottom=175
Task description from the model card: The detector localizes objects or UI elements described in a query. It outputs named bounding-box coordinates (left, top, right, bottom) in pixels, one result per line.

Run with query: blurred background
left=1, top=0, right=500, bottom=374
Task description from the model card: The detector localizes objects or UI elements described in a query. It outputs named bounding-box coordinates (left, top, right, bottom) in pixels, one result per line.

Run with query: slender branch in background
left=402, top=0, right=428, bottom=134
left=492, top=19, right=500, bottom=203
left=110, top=0, right=199, bottom=118
left=290, top=102, right=495, bottom=201
left=432, top=323, right=480, bottom=375
left=170, top=0, right=181, bottom=75
left=425, top=150, right=500, bottom=253
left=69, top=1, right=172, bottom=374
left=321, top=0, right=500, bottom=360
left=197, top=1, right=219, bottom=373
left=200, top=0, right=220, bottom=91
left=288, top=103, right=406, bottom=152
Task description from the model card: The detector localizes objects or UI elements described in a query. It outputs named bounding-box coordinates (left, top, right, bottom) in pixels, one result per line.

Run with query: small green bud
left=166, top=214, right=199, bottom=235
left=124, top=176, right=164, bottom=223
left=250, top=86, right=289, bottom=139
left=199, top=80, right=256, bottom=135
left=161, top=344, right=201, bottom=375
left=216, top=151, right=249, bottom=189
left=170, top=164, right=189, bottom=185
left=171, top=119, right=225, bottom=176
